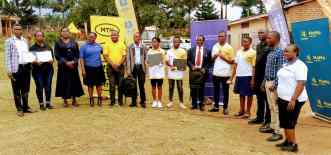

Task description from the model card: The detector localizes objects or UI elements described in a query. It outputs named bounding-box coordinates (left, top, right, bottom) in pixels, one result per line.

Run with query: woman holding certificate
left=54, top=27, right=84, bottom=107
left=30, top=31, right=55, bottom=110
left=146, top=37, right=165, bottom=108
left=79, top=32, right=106, bottom=107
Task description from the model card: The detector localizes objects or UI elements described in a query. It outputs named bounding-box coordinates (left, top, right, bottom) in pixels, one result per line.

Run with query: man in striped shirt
left=5, top=24, right=35, bottom=117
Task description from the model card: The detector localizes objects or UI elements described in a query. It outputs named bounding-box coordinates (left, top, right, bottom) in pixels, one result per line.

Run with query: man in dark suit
left=248, top=30, right=272, bottom=132
left=187, top=35, right=211, bottom=111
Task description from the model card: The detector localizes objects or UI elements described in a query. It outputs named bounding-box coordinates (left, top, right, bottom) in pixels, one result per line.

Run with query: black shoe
left=191, top=106, right=198, bottom=110
left=259, top=125, right=274, bottom=133
left=248, top=118, right=264, bottom=125
left=281, top=143, right=298, bottom=152
left=276, top=140, right=289, bottom=147
left=208, top=107, right=219, bottom=112
left=267, top=133, right=283, bottom=142
left=40, top=105, right=47, bottom=111
left=16, top=111, right=24, bottom=117
left=223, top=109, right=229, bottom=115
left=46, top=104, right=55, bottom=109
left=129, top=103, right=137, bottom=107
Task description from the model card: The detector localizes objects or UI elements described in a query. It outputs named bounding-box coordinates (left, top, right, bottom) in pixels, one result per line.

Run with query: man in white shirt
left=209, top=31, right=235, bottom=115
left=166, top=36, right=187, bottom=109
left=5, top=24, right=35, bottom=117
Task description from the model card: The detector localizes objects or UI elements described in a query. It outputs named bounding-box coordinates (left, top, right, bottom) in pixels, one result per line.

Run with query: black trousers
left=190, top=84, right=205, bottom=108
left=213, top=76, right=230, bottom=110
left=256, top=88, right=271, bottom=123
left=168, top=79, right=183, bottom=103
left=108, top=65, right=124, bottom=105
left=32, top=64, right=54, bottom=104
left=132, top=64, right=146, bottom=105
left=10, top=64, right=32, bottom=112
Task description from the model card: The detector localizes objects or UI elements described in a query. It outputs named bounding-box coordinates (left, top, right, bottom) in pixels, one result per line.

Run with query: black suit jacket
left=187, top=46, right=211, bottom=85
left=187, top=46, right=211, bottom=72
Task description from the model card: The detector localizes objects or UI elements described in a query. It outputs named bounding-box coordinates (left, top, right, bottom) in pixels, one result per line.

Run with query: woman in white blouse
left=275, top=44, right=308, bottom=153
left=146, top=37, right=166, bottom=108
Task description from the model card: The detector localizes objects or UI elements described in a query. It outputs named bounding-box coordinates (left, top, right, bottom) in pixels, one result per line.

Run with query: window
left=241, top=33, right=250, bottom=39
left=241, top=22, right=249, bottom=28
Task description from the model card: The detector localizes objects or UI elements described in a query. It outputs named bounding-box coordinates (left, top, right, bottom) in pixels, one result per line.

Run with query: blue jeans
left=32, top=64, right=54, bottom=104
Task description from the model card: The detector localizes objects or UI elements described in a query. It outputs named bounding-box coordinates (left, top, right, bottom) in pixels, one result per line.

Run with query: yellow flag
left=115, top=0, right=139, bottom=45
left=68, top=22, right=80, bottom=34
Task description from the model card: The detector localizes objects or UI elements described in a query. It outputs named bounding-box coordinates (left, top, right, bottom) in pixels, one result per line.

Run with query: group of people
left=5, top=24, right=308, bottom=153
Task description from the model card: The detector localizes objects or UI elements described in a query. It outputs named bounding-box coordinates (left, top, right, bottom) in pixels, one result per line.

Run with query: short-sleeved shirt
left=166, top=48, right=187, bottom=80
left=147, top=48, right=165, bottom=79
left=235, top=48, right=256, bottom=77
left=277, top=59, right=308, bottom=102
left=104, top=41, right=126, bottom=65
left=212, top=43, right=235, bottom=77
left=80, top=42, right=103, bottom=67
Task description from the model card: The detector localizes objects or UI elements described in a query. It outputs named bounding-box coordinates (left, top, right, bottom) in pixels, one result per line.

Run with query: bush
left=44, top=32, right=60, bottom=47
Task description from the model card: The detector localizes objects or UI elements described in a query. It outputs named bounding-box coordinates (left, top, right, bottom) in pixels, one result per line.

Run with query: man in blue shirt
left=263, top=31, right=287, bottom=142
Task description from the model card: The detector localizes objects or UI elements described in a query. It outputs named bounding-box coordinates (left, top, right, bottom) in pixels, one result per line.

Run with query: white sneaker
left=179, top=103, right=187, bottom=109
left=152, top=101, right=158, bottom=108
left=157, top=101, right=163, bottom=108
left=167, top=102, right=173, bottom=108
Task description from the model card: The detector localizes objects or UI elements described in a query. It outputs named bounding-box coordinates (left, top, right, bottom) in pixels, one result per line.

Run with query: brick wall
left=285, top=0, right=327, bottom=30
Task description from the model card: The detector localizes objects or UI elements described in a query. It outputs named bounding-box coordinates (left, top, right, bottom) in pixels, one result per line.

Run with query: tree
left=233, top=0, right=257, bottom=17
left=67, top=0, right=118, bottom=28
left=49, top=0, right=76, bottom=25
left=194, top=0, right=219, bottom=21
left=1, top=0, right=19, bottom=16
left=32, top=0, right=49, bottom=28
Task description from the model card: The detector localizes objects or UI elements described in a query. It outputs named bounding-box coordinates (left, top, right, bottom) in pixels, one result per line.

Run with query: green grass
left=0, top=37, right=331, bottom=155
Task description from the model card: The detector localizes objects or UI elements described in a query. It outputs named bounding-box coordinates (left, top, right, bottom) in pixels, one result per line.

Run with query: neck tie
left=196, top=47, right=201, bottom=66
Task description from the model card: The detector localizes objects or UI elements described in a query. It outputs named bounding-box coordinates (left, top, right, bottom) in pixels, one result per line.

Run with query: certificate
left=31, top=51, right=53, bottom=62
left=22, top=52, right=36, bottom=63
left=173, top=59, right=187, bottom=71
left=147, top=53, right=163, bottom=66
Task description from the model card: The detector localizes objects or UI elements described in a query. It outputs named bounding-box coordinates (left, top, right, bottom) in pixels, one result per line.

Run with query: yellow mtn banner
left=90, top=16, right=126, bottom=46
left=115, top=0, right=139, bottom=45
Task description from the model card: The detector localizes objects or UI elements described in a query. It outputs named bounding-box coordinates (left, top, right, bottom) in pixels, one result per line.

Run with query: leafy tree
left=233, top=0, right=258, bottom=17
left=2, top=0, right=38, bottom=26
left=194, top=0, right=219, bottom=21
left=32, top=0, right=49, bottom=28
left=67, top=0, right=118, bottom=27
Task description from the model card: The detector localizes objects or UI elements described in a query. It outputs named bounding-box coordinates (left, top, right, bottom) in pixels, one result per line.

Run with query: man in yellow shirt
left=103, top=30, right=126, bottom=106
left=209, top=31, right=235, bottom=114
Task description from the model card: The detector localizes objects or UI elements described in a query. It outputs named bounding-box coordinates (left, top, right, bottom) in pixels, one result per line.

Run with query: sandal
left=234, top=112, right=245, bottom=117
